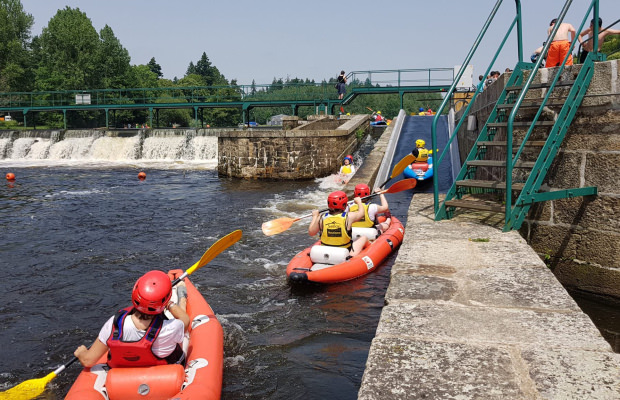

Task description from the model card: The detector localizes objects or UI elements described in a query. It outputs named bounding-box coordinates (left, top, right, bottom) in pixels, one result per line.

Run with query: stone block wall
left=217, top=115, right=369, bottom=179
left=456, top=60, right=620, bottom=298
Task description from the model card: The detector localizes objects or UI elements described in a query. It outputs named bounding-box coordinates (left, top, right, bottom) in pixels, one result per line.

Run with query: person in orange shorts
left=546, top=18, right=576, bottom=67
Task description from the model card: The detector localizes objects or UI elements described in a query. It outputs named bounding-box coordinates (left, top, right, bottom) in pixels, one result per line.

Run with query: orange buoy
left=6, top=172, right=15, bottom=181
left=138, top=171, right=146, bottom=180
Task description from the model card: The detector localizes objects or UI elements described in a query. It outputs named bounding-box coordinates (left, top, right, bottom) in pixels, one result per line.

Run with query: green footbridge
left=0, top=68, right=454, bottom=129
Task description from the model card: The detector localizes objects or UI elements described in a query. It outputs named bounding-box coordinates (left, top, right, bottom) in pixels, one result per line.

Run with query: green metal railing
left=431, top=0, right=600, bottom=231
left=431, top=0, right=518, bottom=214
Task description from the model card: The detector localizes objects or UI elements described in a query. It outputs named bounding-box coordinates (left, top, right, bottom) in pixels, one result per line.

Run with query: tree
left=0, top=0, right=34, bottom=91
left=186, top=61, right=197, bottom=76
left=147, top=57, right=163, bottom=78
left=97, top=25, right=132, bottom=88
left=35, top=6, right=101, bottom=90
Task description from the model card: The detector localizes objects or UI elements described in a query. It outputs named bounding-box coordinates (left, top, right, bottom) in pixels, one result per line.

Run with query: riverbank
left=358, top=193, right=620, bottom=399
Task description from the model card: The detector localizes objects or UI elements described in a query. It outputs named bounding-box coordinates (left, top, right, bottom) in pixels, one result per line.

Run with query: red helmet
left=354, top=183, right=371, bottom=198
left=131, top=270, right=172, bottom=315
left=327, top=191, right=348, bottom=211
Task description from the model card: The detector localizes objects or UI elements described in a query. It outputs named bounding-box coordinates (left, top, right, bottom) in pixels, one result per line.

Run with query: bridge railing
left=348, top=68, right=456, bottom=88
left=0, top=83, right=346, bottom=110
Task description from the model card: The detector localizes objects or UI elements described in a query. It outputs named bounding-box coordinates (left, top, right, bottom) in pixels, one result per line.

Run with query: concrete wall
left=217, top=115, right=370, bottom=179
left=456, top=60, right=620, bottom=298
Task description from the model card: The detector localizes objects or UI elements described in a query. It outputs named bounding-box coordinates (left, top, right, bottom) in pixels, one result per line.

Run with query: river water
left=0, top=156, right=415, bottom=399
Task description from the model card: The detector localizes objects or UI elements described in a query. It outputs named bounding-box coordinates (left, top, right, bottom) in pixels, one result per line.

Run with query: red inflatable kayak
left=65, top=269, right=223, bottom=400
left=287, top=216, right=405, bottom=284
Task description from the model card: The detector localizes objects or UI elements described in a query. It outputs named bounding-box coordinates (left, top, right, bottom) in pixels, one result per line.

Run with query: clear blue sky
left=20, top=0, right=620, bottom=86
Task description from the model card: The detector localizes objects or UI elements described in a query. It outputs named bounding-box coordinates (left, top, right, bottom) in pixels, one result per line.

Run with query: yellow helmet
left=416, top=139, right=426, bottom=148
left=377, top=111, right=381, bottom=114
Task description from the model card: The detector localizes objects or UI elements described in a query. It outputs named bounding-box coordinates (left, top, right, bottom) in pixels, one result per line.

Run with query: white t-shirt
left=98, top=314, right=185, bottom=358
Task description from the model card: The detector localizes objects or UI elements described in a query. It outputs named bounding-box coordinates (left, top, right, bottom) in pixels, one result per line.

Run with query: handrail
left=434, top=15, right=519, bottom=171
left=430, top=0, right=506, bottom=215
left=505, top=0, right=597, bottom=225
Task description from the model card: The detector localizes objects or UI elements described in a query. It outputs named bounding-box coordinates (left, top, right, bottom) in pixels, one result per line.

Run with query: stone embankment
left=358, top=194, right=620, bottom=399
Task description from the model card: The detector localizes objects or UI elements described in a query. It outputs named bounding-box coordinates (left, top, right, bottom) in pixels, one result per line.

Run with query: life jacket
left=350, top=203, right=375, bottom=228
left=414, top=148, right=429, bottom=162
left=106, top=307, right=180, bottom=368
left=320, top=211, right=352, bottom=248
left=340, top=165, right=352, bottom=175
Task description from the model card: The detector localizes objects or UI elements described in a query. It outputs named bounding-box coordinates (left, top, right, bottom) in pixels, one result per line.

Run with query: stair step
left=488, top=121, right=555, bottom=127
left=477, top=140, right=546, bottom=147
left=496, top=100, right=566, bottom=109
left=506, top=80, right=575, bottom=91
left=467, top=160, right=536, bottom=168
left=445, top=199, right=506, bottom=213
left=456, top=180, right=525, bottom=190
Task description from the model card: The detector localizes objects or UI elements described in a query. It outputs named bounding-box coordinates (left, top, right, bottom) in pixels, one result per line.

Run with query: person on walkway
left=546, top=18, right=576, bottom=67
left=336, top=70, right=347, bottom=100
left=578, top=18, right=620, bottom=63
left=411, top=139, right=430, bottom=162
left=350, top=184, right=391, bottom=233
left=74, top=270, right=190, bottom=368
left=309, top=191, right=369, bottom=257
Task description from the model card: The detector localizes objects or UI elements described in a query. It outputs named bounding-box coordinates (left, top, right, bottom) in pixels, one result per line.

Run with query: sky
left=19, top=0, right=620, bottom=86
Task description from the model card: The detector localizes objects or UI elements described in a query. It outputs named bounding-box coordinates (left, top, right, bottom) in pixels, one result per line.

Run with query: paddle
left=261, top=178, right=417, bottom=236
left=0, top=229, right=243, bottom=400
left=378, top=154, right=415, bottom=188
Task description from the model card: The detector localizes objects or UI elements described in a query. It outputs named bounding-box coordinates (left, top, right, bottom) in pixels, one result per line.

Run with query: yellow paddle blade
left=391, top=154, right=415, bottom=178
left=0, top=371, right=56, bottom=400
left=186, top=230, right=242, bottom=275
left=262, top=217, right=300, bottom=236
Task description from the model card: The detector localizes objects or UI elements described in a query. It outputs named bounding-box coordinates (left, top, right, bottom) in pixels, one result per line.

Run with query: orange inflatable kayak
left=287, top=216, right=405, bottom=284
left=65, top=269, right=223, bottom=400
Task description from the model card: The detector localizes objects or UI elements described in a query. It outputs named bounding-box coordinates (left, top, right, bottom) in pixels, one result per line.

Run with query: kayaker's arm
left=167, top=301, right=190, bottom=331
left=347, top=197, right=366, bottom=228
left=74, top=338, right=108, bottom=368
left=375, top=191, right=389, bottom=214
left=308, top=210, right=320, bottom=236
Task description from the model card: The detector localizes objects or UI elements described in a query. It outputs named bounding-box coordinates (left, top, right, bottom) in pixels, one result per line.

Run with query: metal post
left=515, top=0, right=523, bottom=62
left=149, top=107, right=153, bottom=128
left=105, top=109, right=109, bottom=128
left=593, top=0, right=599, bottom=56
left=194, top=106, right=198, bottom=127
left=63, top=110, right=67, bottom=129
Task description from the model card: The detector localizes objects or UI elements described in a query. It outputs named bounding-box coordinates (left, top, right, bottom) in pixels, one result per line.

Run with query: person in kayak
left=339, top=155, right=355, bottom=175
left=411, top=139, right=430, bottom=162
left=349, top=184, right=392, bottom=233
left=74, top=270, right=190, bottom=368
left=308, top=190, right=368, bottom=257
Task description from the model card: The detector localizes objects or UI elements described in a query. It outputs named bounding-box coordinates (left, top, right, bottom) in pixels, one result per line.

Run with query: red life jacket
left=106, top=307, right=171, bottom=368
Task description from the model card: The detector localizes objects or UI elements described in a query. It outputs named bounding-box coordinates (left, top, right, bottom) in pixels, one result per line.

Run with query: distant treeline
left=0, top=0, right=442, bottom=128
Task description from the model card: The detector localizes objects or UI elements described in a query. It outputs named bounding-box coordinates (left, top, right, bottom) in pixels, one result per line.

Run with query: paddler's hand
left=353, top=196, right=362, bottom=206
left=74, top=345, right=88, bottom=359
left=312, top=210, right=319, bottom=218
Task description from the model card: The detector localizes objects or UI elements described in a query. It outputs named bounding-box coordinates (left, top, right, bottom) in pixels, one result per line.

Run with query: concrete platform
left=358, top=194, right=620, bottom=400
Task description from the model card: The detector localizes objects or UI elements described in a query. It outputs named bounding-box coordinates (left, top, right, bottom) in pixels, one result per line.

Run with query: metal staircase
left=431, top=0, right=601, bottom=231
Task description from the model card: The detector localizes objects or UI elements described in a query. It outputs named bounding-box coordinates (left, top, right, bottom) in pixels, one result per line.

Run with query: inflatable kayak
left=287, top=216, right=405, bottom=284
left=403, top=156, right=433, bottom=181
left=65, top=269, right=223, bottom=400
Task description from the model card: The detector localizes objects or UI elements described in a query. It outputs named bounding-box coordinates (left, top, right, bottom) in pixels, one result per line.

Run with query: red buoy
left=6, top=172, right=15, bottom=181
left=138, top=171, right=146, bottom=180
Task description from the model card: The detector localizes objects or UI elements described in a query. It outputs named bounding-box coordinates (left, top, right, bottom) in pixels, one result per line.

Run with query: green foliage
left=147, top=57, right=163, bottom=78
left=97, top=25, right=132, bottom=89
left=0, top=0, right=34, bottom=91
left=35, top=7, right=101, bottom=90
left=602, top=34, right=620, bottom=60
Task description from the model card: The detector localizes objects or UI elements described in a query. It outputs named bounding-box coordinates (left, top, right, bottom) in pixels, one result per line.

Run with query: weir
left=0, top=129, right=218, bottom=162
